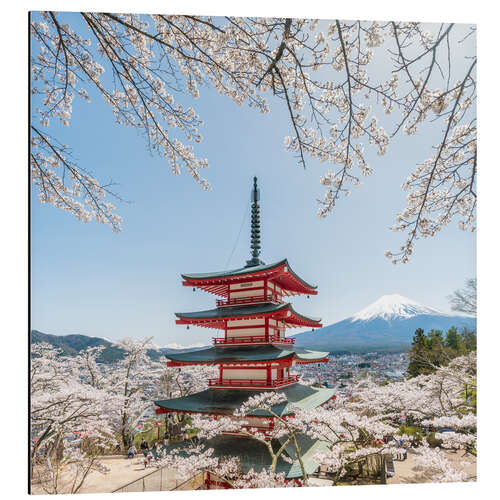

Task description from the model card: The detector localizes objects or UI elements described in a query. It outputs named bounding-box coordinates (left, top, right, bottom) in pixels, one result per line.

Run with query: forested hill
left=30, top=330, right=206, bottom=363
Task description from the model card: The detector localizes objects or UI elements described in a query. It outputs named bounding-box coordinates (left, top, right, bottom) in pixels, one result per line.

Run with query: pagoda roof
left=167, top=434, right=329, bottom=479
left=163, top=344, right=329, bottom=366
left=175, top=302, right=322, bottom=329
left=155, top=384, right=336, bottom=416
left=181, top=259, right=318, bottom=297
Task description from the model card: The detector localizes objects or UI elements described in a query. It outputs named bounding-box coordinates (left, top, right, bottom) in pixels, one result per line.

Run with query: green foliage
left=132, top=415, right=199, bottom=448
left=407, top=326, right=476, bottom=377
left=407, top=328, right=428, bottom=377
left=133, top=424, right=164, bottom=448
left=444, top=326, right=461, bottom=350
left=425, top=433, right=443, bottom=448
left=461, top=328, right=477, bottom=351
left=398, top=425, right=423, bottom=445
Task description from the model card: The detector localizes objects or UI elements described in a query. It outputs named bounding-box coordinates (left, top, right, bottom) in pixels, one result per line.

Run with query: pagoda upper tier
left=175, top=302, right=322, bottom=330
left=163, top=344, right=329, bottom=367
left=154, top=177, right=335, bottom=483
left=181, top=258, right=318, bottom=298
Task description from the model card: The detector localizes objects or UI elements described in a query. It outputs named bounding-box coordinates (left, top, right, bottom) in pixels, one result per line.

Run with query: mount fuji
left=293, top=294, right=476, bottom=352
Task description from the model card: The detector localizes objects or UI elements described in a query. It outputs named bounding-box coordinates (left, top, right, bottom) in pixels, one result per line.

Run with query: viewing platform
left=212, top=334, right=295, bottom=346
left=208, top=375, right=299, bottom=389
left=216, top=294, right=283, bottom=307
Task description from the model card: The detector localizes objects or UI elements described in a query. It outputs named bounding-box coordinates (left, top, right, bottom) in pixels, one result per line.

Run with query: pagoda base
left=168, top=433, right=329, bottom=480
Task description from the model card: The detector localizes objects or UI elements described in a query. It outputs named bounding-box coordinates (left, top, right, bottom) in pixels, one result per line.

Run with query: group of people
left=127, top=435, right=170, bottom=467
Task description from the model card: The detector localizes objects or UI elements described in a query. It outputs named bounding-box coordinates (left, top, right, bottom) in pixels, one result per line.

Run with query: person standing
left=140, top=438, right=149, bottom=457
left=162, top=433, right=169, bottom=449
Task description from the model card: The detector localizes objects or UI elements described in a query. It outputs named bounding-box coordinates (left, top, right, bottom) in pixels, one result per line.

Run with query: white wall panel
left=222, top=368, right=267, bottom=380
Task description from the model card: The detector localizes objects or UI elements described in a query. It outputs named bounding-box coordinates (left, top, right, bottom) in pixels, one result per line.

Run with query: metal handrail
left=212, top=334, right=294, bottom=345
left=170, top=471, right=205, bottom=491
left=208, top=375, right=299, bottom=388
left=112, top=467, right=231, bottom=493
left=111, top=464, right=167, bottom=493
left=216, top=294, right=283, bottom=307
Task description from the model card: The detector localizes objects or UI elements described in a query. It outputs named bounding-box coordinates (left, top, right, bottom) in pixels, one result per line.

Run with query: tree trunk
left=291, top=433, right=307, bottom=484
left=122, top=430, right=132, bottom=449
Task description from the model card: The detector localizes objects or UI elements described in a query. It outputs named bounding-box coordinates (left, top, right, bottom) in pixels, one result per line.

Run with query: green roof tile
left=168, top=434, right=330, bottom=479
left=163, top=344, right=329, bottom=364
left=182, top=260, right=287, bottom=281
left=155, top=384, right=337, bottom=416
left=181, top=258, right=317, bottom=290
left=175, top=302, right=321, bottom=324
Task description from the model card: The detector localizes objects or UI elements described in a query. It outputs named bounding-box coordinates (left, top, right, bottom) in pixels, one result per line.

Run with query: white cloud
left=162, top=342, right=206, bottom=350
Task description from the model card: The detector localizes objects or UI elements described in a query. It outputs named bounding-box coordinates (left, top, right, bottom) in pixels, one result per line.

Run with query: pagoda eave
left=154, top=384, right=337, bottom=417
left=163, top=345, right=330, bottom=367
left=165, top=356, right=329, bottom=367
left=165, top=359, right=278, bottom=367
left=175, top=318, right=322, bottom=330
left=181, top=259, right=318, bottom=298
left=174, top=302, right=322, bottom=330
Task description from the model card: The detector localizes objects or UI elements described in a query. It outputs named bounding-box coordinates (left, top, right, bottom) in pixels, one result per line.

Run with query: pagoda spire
left=246, top=176, right=265, bottom=267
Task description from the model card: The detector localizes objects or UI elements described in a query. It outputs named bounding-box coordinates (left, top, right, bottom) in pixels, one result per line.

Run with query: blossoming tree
left=30, top=13, right=475, bottom=261
left=30, top=337, right=200, bottom=492
left=155, top=353, right=476, bottom=486
left=30, top=343, right=113, bottom=493
left=31, top=335, right=476, bottom=490
left=349, top=352, right=477, bottom=482
left=103, top=337, right=164, bottom=448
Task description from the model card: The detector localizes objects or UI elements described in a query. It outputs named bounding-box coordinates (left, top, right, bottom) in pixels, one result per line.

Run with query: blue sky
left=30, top=14, right=476, bottom=346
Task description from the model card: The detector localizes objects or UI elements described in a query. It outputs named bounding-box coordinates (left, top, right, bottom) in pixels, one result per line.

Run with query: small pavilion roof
left=181, top=259, right=318, bottom=297
left=175, top=302, right=322, bottom=329
left=167, top=434, right=330, bottom=479
left=155, top=384, right=336, bottom=416
left=162, top=344, right=329, bottom=366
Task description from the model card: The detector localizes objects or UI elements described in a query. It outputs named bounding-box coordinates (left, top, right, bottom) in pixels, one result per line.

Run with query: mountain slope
left=30, top=330, right=127, bottom=362
left=30, top=330, right=207, bottom=362
left=293, top=294, right=476, bottom=352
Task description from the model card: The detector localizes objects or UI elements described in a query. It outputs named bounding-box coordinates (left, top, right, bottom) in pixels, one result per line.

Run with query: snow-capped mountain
left=293, top=294, right=476, bottom=352
left=351, top=294, right=445, bottom=321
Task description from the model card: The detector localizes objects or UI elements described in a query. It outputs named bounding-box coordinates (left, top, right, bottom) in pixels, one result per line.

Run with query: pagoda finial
left=246, top=176, right=265, bottom=267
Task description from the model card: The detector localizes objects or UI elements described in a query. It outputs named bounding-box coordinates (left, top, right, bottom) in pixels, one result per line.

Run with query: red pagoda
left=155, top=177, right=335, bottom=479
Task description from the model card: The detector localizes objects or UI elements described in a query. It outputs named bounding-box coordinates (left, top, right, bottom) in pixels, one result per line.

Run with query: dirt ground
left=31, top=448, right=476, bottom=494
left=31, top=455, right=179, bottom=494
left=387, top=449, right=476, bottom=484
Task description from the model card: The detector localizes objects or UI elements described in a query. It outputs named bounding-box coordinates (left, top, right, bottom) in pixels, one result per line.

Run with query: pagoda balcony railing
left=216, top=294, right=283, bottom=308
left=212, top=334, right=294, bottom=346
left=208, top=375, right=299, bottom=389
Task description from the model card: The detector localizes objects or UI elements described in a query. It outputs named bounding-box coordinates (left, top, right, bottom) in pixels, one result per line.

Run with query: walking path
left=31, top=449, right=476, bottom=493
left=387, top=449, right=476, bottom=484
left=31, top=455, right=177, bottom=494
left=80, top=456, right=161, bottom=493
